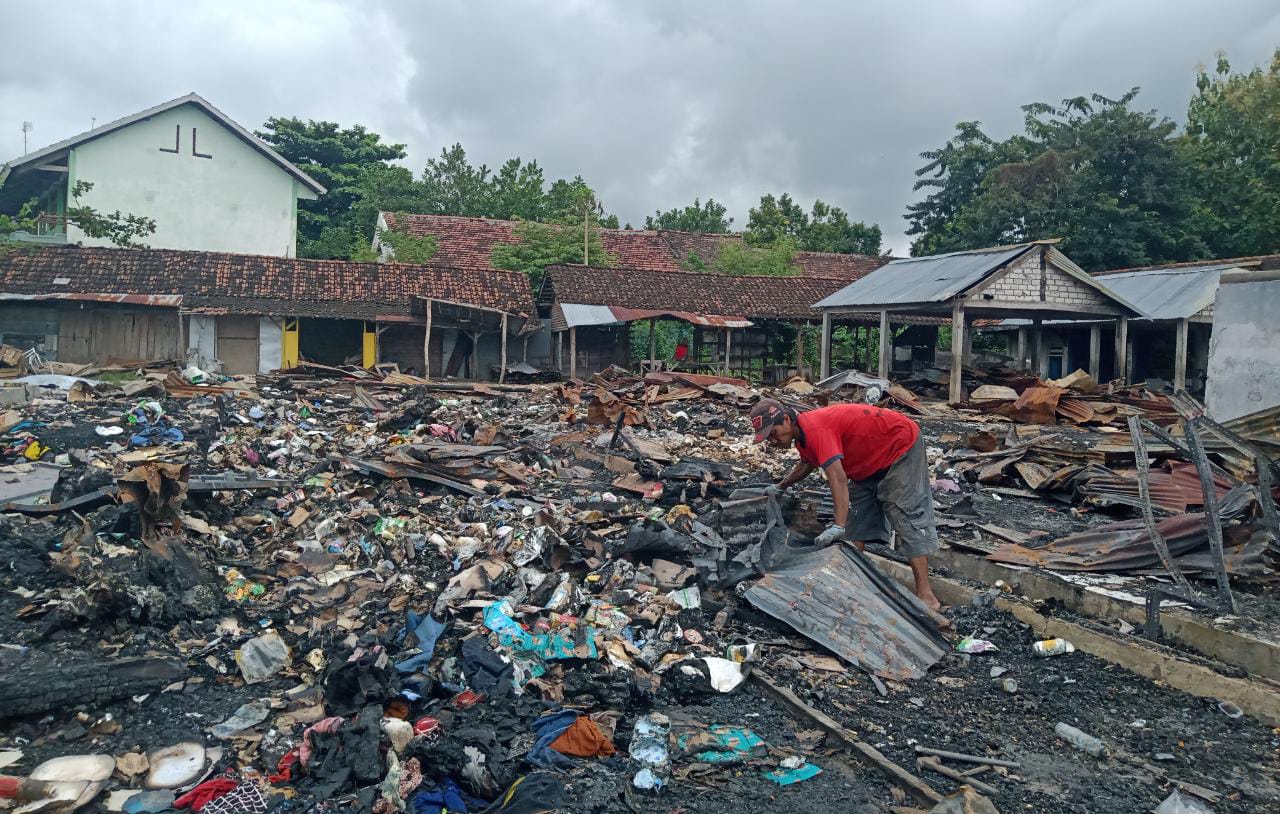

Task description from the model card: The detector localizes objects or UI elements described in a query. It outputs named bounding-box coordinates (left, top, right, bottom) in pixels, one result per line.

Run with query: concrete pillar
left=1015, top=327, right=1027, bottom=371
left=1114, top=317, right=1129, bottom=385
left=723, top=328, right=732, bottom=375
left=1088, top=324, right=1101, bottom=381
left=1174, top=318, right=1189, bottom=391
left=1031, top=318, right=1044, bottom=377
left=878, top=309, right=891, bottom=378
left=949, top=300, right=966, bottom=404
left=820, top=311, right=832, bottom=379
left=648, top=318, right=656, bottom=367
left=569, top=327, right=577, bottom=380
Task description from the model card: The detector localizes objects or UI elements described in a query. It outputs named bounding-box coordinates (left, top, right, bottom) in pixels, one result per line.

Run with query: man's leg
left=842, top=477, right=887, bottom=553
left=878, top=437, right=944, bottom=613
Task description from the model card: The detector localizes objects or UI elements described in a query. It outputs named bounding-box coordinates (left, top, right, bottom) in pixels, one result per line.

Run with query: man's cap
left=749, top=398, right=788, bottom=442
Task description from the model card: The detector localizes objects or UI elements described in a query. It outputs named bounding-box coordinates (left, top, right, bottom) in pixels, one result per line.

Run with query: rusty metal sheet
left=987, top=486, right=1256, bottom=573
left=1080, top=461, right=1233, bottom=514
left=744, top=544, right=950, bottom=680
left=1009, top=386, right=1064, bottom=425
left=1056, top=397, right=1096, bottom=424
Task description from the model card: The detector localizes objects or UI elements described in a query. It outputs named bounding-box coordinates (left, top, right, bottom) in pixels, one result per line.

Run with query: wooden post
left=423, top=299, right=433, bottom=379
left=648, top=318, right=656, bottom=368
left=177, top=312, right=186, bottom=362
left=820, top=311, right=832, bottom=379
left=949, top=300, right=966, bottom=404
left=1015, top=327, right=1027, bottom=371
left=962, top=321, right=974, bottom=364
left=1088, top=324, right=1101, bottom=381
left=469, top=331, right=479, bottom=380
left=498, top=312, right=508, bottom=384
left=878, top=309, right=891, bottom=379
left=569, top=326, right=577, bottom=380
left=795, top=322, right=806, bottom=375
left=1173, top=318, right=1189, bottom=391
left=723, top=328, right=732, bottom=375
left=1114, top=316, right=1129, bottom=385
left=522, top=334, right=529, bottom=363
left=556, top=330, right=563, bottom=372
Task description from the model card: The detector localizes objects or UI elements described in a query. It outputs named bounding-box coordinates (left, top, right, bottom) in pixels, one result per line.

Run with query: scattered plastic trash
left=1054, top=722, right=1108, bottom=757
left=208, top=700, right=271, bottom=739
left=763, top=756, right=822, bottom=785
left=94, top=426, right=124, bottom=437
left=1032, top=638, right=1076, bottom=657
left=235, top=632, right=291, bottom=684
left=121, top=789, right=176, bottom=814
left=955, top=637, right=998, bottom=654
left=1154, top=790, right=1212, bottom=814
left=1217, top=700, right=1244, bottom=719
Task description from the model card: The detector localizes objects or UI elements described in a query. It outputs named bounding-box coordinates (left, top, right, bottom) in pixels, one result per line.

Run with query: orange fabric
left=549, top=715, right=616, bottom=757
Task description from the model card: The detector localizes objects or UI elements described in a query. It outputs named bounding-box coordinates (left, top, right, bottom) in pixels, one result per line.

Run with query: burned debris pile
left=1, top=355, right=1278, bottom=813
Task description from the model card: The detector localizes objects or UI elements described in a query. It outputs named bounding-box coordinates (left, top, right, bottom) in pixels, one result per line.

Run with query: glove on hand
left=815, top=524, right=845, bottom=546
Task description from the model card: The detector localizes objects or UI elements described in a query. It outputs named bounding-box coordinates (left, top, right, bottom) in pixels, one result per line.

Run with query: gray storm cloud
left=3, top=0, right=1278, bottom=253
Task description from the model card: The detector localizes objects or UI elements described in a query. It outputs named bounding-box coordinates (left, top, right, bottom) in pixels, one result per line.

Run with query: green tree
left=905, top=90, right=1208, bottom=270
left=490, top=158, right=547, bottom=221
left=711, top=236, right=800, bottom=276
left=1181, top=50, right=1280, bottom=258
left=644, top=198, right=732, bottom=232
left=490, top=220, right=616, bottom=285
left=545, top=177, right=620, bottom=228
left=352, top=218, right=438, bottom=264
left=420, top=143, right=494, bottom=217
left=256, top=118, right=411, bottom=259
left=746, top=193, right=881, bottom=254
left=1, top=181, right=156, bottom=249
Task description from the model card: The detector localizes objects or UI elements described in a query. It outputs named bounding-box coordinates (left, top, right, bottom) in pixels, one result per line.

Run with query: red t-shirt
left=795, top=404, right=920, bottom=482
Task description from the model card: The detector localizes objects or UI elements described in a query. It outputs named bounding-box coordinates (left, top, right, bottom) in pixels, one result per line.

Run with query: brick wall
left=982, top=251, right=1107, bottom=307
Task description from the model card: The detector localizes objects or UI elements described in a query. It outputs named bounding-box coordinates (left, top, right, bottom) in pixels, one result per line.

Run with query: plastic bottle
left=1054, top=722, right=1107, bottom=757
left=1033, top=638, right=1076, bottom=657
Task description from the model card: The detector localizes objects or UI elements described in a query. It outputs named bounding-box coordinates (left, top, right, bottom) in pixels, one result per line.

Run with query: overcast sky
left=3, top=1, right=1278, bottom=254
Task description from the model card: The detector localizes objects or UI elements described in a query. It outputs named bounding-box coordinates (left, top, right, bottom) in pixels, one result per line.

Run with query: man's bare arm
left=825, top=461, right=850, bottom=527
left=777, top=460, right=814, bottom=490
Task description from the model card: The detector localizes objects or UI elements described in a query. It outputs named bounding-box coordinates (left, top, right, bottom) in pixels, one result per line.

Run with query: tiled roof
left=540, top=264, right=855, bottom=319
left=0, top=245, right=535, bottom=319
left=378, top=213, right=887, bottom=282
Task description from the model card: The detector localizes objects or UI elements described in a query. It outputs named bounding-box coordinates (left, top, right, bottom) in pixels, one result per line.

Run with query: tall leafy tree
left=1181, top=50, right=1280, bottom=258
left=420, top=143, right=495, bottom=217
left=905, top=90, right=1208, bottom=270
left=644, top=197, right=732, bottom=232
left=746, top=193, right=881, bottom=255
left=489, top=158, right=547, bottom=221
left=256, top=118, right=411, bottom=258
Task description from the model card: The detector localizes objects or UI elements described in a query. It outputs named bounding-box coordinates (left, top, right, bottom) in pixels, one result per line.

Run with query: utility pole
left=22, top=121, right=33, bottom=155
left=583, top=202, right=589, bottom=266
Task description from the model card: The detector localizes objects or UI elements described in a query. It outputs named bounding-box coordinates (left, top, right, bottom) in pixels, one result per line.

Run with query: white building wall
left=67, top=104, right=310, bottom=257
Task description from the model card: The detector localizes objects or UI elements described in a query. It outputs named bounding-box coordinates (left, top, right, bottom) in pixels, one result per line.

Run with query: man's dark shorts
left=843, top=435, right=939, bottom=558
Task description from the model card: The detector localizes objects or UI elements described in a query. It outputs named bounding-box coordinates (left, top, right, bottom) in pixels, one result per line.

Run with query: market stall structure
left=812, top=240, right=1143, bottom=403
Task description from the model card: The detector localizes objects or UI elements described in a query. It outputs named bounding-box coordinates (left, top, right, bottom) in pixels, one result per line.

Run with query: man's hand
left=815, top=524, right=845, bottom=546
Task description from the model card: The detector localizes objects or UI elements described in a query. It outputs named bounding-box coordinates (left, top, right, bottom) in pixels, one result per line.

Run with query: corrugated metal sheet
left=1094, top=264, right=1235, bottom=321
left=814, top=245, right=1031, bottom=308
left=560, top=303, right=622, bottom=328
left=558, top=302, right=753, bottom=329
left=0, top=292, right=183, bottom=307
left=744, top=544, right=949, bottom=680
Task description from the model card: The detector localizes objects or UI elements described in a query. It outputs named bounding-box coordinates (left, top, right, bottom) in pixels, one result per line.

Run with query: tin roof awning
left=558, top=302, right=752, bottom=330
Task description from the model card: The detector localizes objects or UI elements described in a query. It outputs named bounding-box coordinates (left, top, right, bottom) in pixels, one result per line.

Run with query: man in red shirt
left=750, top=398, right=943, bottom=612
